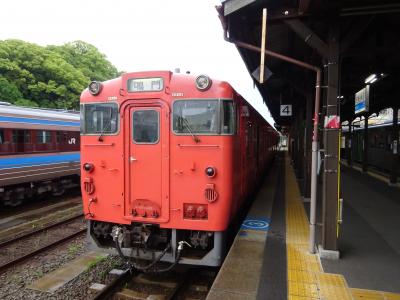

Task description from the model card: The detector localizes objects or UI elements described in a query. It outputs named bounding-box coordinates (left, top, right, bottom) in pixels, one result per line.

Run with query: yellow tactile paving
left=384, top=293, right=400, bottom=300
left=351, top=288, right=385, bottom=300
left=288, top=281, right=319, bottom=298
left=317, top=273, right=353, bottom=300
left=284, top=155, right=400, bottom=300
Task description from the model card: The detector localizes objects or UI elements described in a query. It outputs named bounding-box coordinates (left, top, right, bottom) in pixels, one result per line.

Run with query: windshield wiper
left=98, top=108, right=113, bottom=142
left=182, top=117, right=200, bottom=143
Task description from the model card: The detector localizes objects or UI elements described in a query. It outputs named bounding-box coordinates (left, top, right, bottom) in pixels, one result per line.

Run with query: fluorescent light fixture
left=370, top=78, right=378, bottom=84
left=365, top=74, right=376, bottom=84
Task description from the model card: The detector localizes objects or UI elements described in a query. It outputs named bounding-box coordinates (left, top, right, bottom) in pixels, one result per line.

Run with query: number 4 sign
left=280, top=104, right=292, bottom=116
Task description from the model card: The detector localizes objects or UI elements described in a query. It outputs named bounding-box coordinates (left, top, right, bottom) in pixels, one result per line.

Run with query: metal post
left=304, top=94, right=313, bottom=198
left=362, top=113, right=369, bottom=172
left=348, top=122, right=352, bottom=166
left=390, top=107, right=399, bottom=184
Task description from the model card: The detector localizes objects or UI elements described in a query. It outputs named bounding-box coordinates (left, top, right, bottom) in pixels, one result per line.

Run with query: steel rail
left=0, top=228, right=86, bottom=273
left=92, top=269, right=131, bottom=300
left=93, top=269, right=189, bottom=300
left=0, top=213, right=83, bottom=247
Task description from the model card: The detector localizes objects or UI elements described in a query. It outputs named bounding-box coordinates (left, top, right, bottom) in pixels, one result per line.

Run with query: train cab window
left=36, top=130, right=52, bottom=144
left=81, top=103, right=118, bottom=135
left=173, top=100, right=219, bottom=134
left=132, top=110, right=159, bottom=144
left=222, top=100, right=235, bottom=134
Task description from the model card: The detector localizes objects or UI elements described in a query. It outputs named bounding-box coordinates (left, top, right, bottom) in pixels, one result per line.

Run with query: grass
left=86, top=255, right=107, bottom=270
left=68, top=244, right=81, bottom=256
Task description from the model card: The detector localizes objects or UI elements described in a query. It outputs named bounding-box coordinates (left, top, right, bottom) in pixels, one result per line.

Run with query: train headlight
left=195, top=75, right=212, bottom=91
left=83, top=163, right=94, bottom=173
left=205, top=166, right=216, bottom=178
left=88, top=81, right=102, bottom=95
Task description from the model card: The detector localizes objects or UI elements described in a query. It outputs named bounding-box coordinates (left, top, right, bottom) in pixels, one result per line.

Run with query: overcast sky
left=0, top=0, right=274, bottom=124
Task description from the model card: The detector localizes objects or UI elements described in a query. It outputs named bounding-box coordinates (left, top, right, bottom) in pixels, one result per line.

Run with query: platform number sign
left=280, top=104, right=292, bottom=116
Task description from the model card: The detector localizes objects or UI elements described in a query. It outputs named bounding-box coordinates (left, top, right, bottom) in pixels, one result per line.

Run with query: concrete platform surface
left=28, top=251, right=108, bottom=293
left=207, top=160, right=278, bottom=300
left=321, top=166, right=400, bottom=293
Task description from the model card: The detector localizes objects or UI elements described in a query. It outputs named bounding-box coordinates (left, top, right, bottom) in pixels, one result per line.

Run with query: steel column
left=390, top=107, right=399, bottom=184
left=297, top=106, right=305, bottom=180
left=322, top=24, right=340, bottom=252
left=348, top=122, right=352, bottom=166
left=362, top=113, right=369, bottom=172
left=304, top=94, right=313, bottom=198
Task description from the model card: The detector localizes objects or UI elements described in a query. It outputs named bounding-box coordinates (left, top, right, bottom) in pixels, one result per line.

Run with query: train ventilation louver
left=84, top=177, right=95, bottom=195
left=204, top=184, right=218, bottom=203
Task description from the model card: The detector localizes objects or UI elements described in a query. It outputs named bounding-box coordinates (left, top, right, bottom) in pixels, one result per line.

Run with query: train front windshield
left=172, top=99, right=235, bottom=135
left=80, top=103, right=119, bottom=135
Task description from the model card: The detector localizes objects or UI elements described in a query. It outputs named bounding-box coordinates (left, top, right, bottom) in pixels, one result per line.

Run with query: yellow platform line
left=285, top=156, right=400, bottom=300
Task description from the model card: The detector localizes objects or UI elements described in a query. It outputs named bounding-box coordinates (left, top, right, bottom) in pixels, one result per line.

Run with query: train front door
left=128, top=105, right=169, bottom=222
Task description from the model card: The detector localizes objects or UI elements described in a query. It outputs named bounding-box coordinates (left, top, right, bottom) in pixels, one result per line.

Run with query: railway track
left=92, top=266, right=217, bottom=300
left=0, top=215, right=86, bottom=273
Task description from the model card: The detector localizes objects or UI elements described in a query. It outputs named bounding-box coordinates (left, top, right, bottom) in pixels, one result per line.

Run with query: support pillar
left=304, top=94, right=313, bottom=198
left=362, top=113, right=369, bottom=172
left=321, top=23, right=340, bottom=254
left=347, top=122, right=352, bottom=166
left=390, top=107, right=399, bottom=184
left=298, top=106, right=305, bottom=181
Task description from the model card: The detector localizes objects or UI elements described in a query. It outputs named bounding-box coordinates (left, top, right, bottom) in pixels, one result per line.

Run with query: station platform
left=207, top=152, right=400, bottom=300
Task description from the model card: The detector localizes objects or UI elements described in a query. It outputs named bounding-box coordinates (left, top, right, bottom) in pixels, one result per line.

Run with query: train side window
left=56, top=132, right=61, bottom=143
left=221, top=100, right=235, bottom=134
left=0, top=130, right=4, bottom=144
left=36, top=130, right=52, bottom=144
left=12, top=130, right=17, bottom=143
left=132, top=110, right=159, bottom=144
left=24, top=130, right=31, bottom=143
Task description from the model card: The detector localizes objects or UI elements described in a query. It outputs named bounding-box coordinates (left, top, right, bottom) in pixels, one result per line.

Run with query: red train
left=80, top=71, right=277, bottom=268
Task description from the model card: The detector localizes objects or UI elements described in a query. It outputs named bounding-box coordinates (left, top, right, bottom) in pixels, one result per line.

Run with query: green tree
left=47, top=41, right=119, bottom=81
left=0, top=76, right=24, bottom=103
left=0, top=39, right=118, bottom=109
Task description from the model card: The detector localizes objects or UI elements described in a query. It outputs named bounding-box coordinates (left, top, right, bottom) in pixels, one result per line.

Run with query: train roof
left=0, top=102, right=80, bottom=122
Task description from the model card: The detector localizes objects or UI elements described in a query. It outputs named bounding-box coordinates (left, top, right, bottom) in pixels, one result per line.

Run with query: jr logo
left=68, top=138, right=76, bottom=145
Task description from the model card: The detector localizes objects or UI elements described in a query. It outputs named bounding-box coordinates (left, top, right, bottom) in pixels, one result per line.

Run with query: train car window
left=24, top=130, right=31, bottom=143
left=81, top=103, right=118, bottom=135
left=56, top=132, right=61, bottom=143
left=0, top=130, right=4, bottom=144
left=12, top=130, right=17, bottom=143
left=173, top=100, right=219, bottom=134
left=221, top=100, right=235, bottom=134
left=12, top=130, right=30, bottom=143
left=36, top=130, right=52, bottom=144
left=132, top=110, right=159, bottom=144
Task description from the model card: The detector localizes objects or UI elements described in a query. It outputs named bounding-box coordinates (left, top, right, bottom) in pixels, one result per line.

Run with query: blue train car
left=0, top=102, right=80, bottom=206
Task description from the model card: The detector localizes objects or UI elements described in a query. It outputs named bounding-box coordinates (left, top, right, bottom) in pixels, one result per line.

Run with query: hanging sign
left=280, top=104, right=292, bottom=116
left=355, top=85, right=370, bottom=114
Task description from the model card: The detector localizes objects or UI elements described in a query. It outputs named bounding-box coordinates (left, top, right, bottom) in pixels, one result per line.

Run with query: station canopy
left=220, top=0, right=400, bottom=127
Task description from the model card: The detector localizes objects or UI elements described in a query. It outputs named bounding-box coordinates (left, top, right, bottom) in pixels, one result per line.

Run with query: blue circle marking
left=241, top=219, right=270, bottom=231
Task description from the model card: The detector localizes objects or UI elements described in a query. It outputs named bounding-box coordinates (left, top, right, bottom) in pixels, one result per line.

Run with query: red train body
left=80, top=71, right=277, bottom=266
